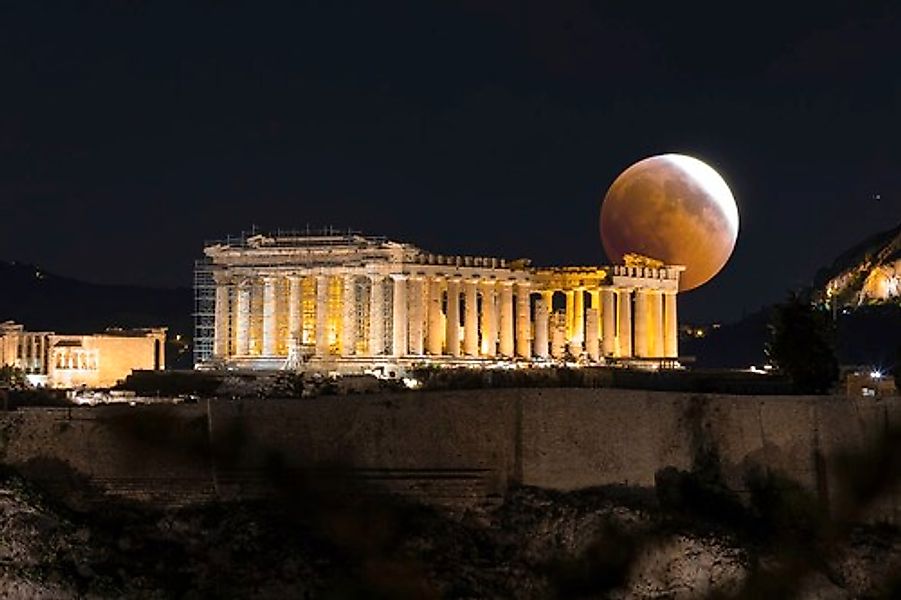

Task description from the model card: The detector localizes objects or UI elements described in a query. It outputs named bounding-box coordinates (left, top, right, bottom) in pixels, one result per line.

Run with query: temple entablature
left=612, top=264, right=684, bottom=291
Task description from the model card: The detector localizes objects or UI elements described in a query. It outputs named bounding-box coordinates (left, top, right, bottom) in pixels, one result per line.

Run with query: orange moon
left=600, top=154, right=739, bottom=291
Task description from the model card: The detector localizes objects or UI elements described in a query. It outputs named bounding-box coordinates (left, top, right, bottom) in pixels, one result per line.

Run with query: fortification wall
left=0, top=405, right=214, bottom=505
left=516, top=390, right=900, bottom=522
left=206, top=393, right=517, bottom=505
left=0, top=390, right=898, bottom=519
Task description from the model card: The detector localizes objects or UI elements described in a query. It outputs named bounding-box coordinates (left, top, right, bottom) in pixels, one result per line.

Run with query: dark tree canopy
left=766, top=293, right=839, bottom=394
left=0, top=365, right=26, bottom=390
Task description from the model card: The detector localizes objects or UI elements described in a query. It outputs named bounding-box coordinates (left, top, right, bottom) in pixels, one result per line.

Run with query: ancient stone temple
left=193, top=230, right=683, bottom=371
left=0, top=321, right=166, bottom=388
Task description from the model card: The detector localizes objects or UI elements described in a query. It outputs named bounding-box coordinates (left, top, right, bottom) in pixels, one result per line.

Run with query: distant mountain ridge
left=0, top=260, right=192, bottom=336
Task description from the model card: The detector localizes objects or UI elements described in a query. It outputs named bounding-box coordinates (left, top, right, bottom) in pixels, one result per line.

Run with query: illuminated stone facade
left=200, top=232, right=683, bottom=371
left=0, top=321, right=166, bottom=388
left=0, top=322, right=51, bottom=376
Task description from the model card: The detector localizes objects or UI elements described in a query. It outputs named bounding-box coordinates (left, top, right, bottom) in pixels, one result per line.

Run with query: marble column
left=573, top=288, right=585, bottom=343
left=601, top=288, right=616, bottom=356
left=634, top=289, right=649, bottom=358
left=515, top=283, right=531, bottom=358
left=533, top=295, right=549, bottom=358
left=585, top=307, right=600, bottom=362
left=315, top=275, right=329, bottom=357
left=369, top=275, right=385, bottom=356
left=498, top=282, right=514, bottom=357
left=426, top=278, right=444, bottom=355
left=341, top=275, right=357, bottom=356
left=288, top=276, right=303, bottom=351
left=564, top=290, right=575, bottom=342
left=445, top=278, right=461, bottom=357
left=617, top=288, right=633, bottom=358
left=235, top=281, right=251, bottom=356
left=650, top=290, right=664, bottom=357
left=262, top=277, right=277, bottom=356
left=480, top=281, right=497, bottom=357
left=569, top=288, right=585, bottom=357
left=392, top=275, right=408, bottom=357
left=541, top=290, right=554, bottom=314
left=463, top=279, right=479, bottom=356
left=664, top=291, right=678, bottom=358
left=589, top=289, right=601, bottom=319
left=408, top=277, right=425, bottom=355
left=551, top=312, right=566, bottom=359
left=214, top=281, right=230, bottom=358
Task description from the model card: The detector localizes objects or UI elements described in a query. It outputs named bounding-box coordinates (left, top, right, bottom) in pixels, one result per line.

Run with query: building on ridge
left=194, top=230, right=684, bottom=371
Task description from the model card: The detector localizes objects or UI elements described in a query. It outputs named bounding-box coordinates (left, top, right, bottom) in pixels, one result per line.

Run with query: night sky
left=1, top=1, right=899, bottom=323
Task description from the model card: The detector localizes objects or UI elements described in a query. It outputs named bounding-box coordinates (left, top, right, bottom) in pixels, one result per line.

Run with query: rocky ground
left=0, top=471, right=898, bottom=599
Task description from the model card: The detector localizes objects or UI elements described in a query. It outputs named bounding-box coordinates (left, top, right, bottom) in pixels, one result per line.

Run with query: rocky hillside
left=0, top=469, right=898, bottom=598
left=815, top=221, right=901, bottom=307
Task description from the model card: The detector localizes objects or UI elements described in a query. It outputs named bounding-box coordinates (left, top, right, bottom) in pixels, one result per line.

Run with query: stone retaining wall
left=0, top=390, right=897, bottom=519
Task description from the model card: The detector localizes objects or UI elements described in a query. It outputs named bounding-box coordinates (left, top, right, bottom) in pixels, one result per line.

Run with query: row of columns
left=421, top=279, right=525, bottom=358
left=18, top=334, right=48, bottom=373
left=214, top=274, right=678, bottom=361
left=52, top=348, right=99, bottom=371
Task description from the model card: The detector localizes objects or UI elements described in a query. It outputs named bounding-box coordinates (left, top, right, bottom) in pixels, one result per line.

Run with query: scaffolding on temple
left=193, top=258, right=216, bottom=367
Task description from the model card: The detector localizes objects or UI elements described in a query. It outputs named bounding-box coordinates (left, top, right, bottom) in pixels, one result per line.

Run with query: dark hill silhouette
left=680, top=308, right=771, bottom=369
left=0, top=261, right=192, bottom=337
left=683, top=305, right=900, bottom=369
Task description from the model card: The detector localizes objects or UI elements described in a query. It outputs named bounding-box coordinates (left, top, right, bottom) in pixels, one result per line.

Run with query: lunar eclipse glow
left=600, top=154, right=739, bottom=292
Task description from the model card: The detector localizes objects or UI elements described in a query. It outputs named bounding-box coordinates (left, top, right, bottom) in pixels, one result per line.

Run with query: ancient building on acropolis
left=0, top=321, right=166, bottom=388
left=193, top=230, right=683, bottom=371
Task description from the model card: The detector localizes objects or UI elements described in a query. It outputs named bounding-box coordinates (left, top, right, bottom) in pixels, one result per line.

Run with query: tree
left=766, top=292, right=838, bottom=394
left=0, top=365, right=26, bottom=390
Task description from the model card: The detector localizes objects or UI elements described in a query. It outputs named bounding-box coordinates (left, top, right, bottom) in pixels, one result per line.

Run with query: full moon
left=600, top=154, right=739, bottom=292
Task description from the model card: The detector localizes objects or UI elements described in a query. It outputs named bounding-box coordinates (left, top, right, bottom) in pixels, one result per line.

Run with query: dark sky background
left=1, top=1, right=899, bottom=323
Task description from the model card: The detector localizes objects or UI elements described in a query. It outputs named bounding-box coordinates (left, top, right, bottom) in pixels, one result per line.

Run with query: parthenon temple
left=194, top=231, right=683, bottom=370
